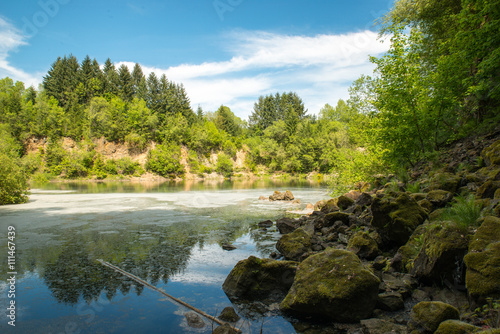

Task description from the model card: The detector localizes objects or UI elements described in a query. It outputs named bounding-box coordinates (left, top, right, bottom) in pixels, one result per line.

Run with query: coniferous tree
left=118, top=64, right=134, bottom=102
left=103, top=58, right=120, bottom=97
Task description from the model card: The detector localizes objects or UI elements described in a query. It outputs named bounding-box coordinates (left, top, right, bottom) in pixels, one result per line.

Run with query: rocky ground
left=215, top=132, right=500, bottom=333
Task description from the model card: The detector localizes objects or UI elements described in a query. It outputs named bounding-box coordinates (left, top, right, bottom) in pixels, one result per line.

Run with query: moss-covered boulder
left=411, top=222, right=470, bottom=284
left=276, top=228, right=312, bottom=261
left=276, top=217, right=299, bottom=234
left=321, top=211, right=351, bottom=228
left=464, top=216, right=500, bottom=301
left=222, top=256, right=298, bottom=302
left=429, top=172, right=462, bottom=193
left=434, top=320, right=480, bottom=334
left=426, top=190, right=454, bottom=208
left=408, top=301, right=460, bottom=334
left=371, top=193, right=428, bottom=247
left=320, top=199, right=340, bottom=213
left=347, top=231, right=381, bottom=260
left=482, top=140, right=500, bottom=166
left=395, top=224, right=427, bottom=272
left=280, top=249, right=380, bottom=322
left=477, top=180, right=500, bottom=199
left=337, top=195, right=355, bottom=210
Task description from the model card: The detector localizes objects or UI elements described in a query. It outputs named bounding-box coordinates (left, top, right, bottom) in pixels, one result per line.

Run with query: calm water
left=0, top=179, right=330, bottom=334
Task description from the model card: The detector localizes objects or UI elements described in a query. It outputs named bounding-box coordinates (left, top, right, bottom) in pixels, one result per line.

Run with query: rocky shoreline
left=215, top=136, right=500, bottom=333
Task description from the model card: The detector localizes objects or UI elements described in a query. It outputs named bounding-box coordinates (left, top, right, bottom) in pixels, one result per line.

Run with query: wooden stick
left=97, top=259, right=241, bottom=333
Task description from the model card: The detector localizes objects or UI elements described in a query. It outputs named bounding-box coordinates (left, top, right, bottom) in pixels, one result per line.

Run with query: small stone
left=212, top=323, right=238, bottom=334
left=376, top=292, right=405, bottom=311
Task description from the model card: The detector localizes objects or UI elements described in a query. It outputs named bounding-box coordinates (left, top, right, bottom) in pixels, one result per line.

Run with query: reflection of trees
left=42, top=220, right=203, bottom=305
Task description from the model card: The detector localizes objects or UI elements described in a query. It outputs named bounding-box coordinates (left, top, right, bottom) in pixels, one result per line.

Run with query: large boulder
left=337, top=195, right=355, bottom=210
left=476, top=180, right=500, bottom=199
left=371, top=193, right=428, bottom=247
left=411, top=222, right=470, bottom=285
left=280, top=249, right=380, bottom=322
left=482, top=140, right=500, bottom=166
left=347, top=231, right=381, bottom=260
left=276, top=217, right=299, bottom=234
left=434, top=320, right=480, bottom=334
left=222, top=256, right=298, bottom=302
left=395, top=224, right=428, bottom=272
left=426, top=190, right=454, bottom=208
left=408, top=301, right=460, bottom=334
left=464, top=216, right=500, bottom=301
left=276, top=228, right=312, bottom=261
left=320, top=199, right=340, bottom=213
left=429, top=172, right=462, bottom=193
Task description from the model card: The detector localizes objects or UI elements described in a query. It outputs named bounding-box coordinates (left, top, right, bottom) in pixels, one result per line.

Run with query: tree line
left=1, top=0, right=498, bottom=204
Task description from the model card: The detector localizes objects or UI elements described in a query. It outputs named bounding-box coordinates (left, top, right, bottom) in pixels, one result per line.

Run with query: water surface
left=0, top=179, right=330, bottom=333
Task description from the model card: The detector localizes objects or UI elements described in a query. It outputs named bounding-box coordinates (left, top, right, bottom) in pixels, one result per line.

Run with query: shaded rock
left=276, top=217, right=298, bottom=234
left=314, top=199, right=327, bottom=211
left=212, top=323, right=238, bottom=334
left=410, top=193, right=428, bottom=202
left=347, top=231, right=381, bottom=260
left=464, top=216, right=500, bottom=301
left=276, top=228, right=312, bottom=261
left=429, top=172, right=462, bottom=193
left=412, top=289, right=431, bottom=303
left=320, top=199, right=340, bottom=213
left=322, top=212, right=351, bottom=227
left=258, top=220, right=273, bottom=228
left=355, top=192, right=373, bottom=208
left=380, top=272, right=418, bottom=297
left=411, top=222, right=470, bottom=285
left=361, top=318, right=408, bottom=334
left=222, top=256, right=298, bottom=302
left=408, top=301, right=459, bottom=334
left=482, top=140, right=500, bottom=166
left=344, top=190, right=362, bottom=201
left=370, top=193, right=428, bottom=247
left=185, top=311, right=205, bottom=328
left=218, top=307, right=240, bottom=323
left=426, top=190, right=454, bottom=208
left=280, top=249, right=380, bottom=322
left=395, top=224, right=428, bottom=273
left=372, top=256, right=388, bottom=271
left=376, top=292, right=404, bottom=311
left=337, top=195, right=355, bottom=210
left=418, top=199, right=434, bottom=213
left=434, top=320, right=480, bottom=334
left=222, top=244, right=237, bottom=251
left=477, top=180, right=500, bottom=199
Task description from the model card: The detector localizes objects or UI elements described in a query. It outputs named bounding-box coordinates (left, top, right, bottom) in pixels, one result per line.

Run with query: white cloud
left=0, top=17, right=42, bottom=87
left=118, top=30, right=388, bottom=119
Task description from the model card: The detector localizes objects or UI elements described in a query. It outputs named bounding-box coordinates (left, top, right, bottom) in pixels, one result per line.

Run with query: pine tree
left=103, top=58, right=120, bottom=97
left=117, top=64, right=133, bottom=102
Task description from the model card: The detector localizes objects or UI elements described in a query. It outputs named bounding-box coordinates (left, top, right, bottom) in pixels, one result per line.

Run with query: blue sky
left=0, top=0, right=394, bottom=119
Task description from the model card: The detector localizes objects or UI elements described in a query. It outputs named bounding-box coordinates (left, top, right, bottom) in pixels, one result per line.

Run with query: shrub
left=440, top=194, right=482, bottom=232
left=216, top=152, right=233, bottom=177
left=0, top=152, right=29, bottom=205
left=145, top=144, right=184, bottom=176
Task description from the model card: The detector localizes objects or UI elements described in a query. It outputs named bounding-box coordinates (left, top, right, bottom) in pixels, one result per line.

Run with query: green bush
left=146, top=144, right=184, bottom=176
left=116, top=157, right=144, bottom=175
left=0, top=152, right=29, bottom=205
left=216, top=152, right=233, bottom=177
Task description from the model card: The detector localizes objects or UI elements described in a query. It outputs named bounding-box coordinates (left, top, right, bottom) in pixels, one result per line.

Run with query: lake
left=0, top=179, right=331, bottom=333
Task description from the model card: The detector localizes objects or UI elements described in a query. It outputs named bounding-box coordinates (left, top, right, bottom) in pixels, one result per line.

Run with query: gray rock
left=185, top=311, right=205, bottom=328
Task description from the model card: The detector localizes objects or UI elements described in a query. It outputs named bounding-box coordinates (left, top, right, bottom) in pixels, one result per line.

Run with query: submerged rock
left=222, top=244, right=237, bottom=251
left=276, top=228, right=312, bottom=261
left=464, top=216, right=500, bottom=302
left=371, top=192, right=428, bottom=247
left=280, top=248, right=380, bottom=322
left=269, top=190, right=295, bottom=201
left=185, top=311, right=205, bottom=328
left=222, top=256, right=298, bottom=302
left=212, top=323, right=238, bottom=334
left=257, top=220, right=273, bottom=228
left=408, top=301, right=459, bottom=334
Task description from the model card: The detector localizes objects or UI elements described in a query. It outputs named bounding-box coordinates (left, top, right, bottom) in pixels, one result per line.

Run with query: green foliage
left=216, top=152, right=234, bottom=177
left=0, top=125, right=29, bottom=205
left=440, top=194, right=483, bottom=232
left=146, top=144, right=184, bottom=176
left=406, top=181, right=422, bottom=193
